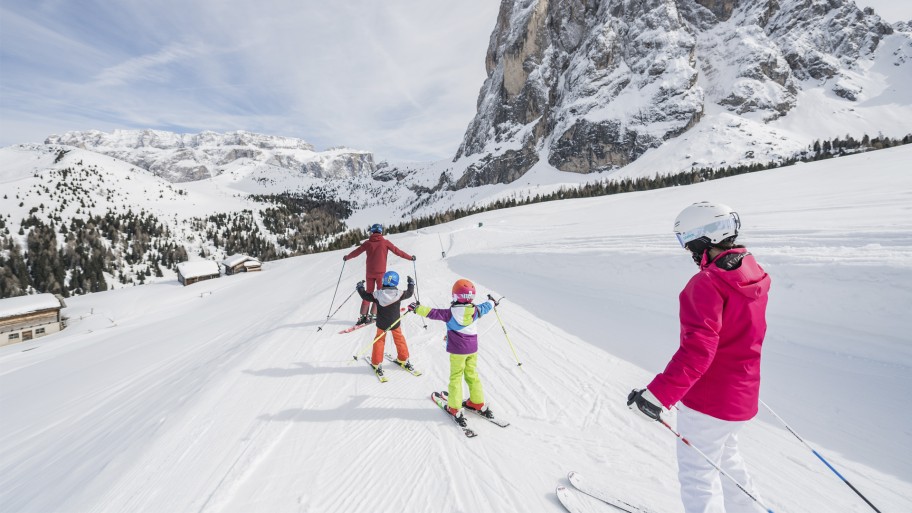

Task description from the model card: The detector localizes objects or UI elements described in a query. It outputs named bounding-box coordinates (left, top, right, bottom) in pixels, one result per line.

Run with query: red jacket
left=344, top=233, right=413, bottom=275
left=648, top=248, right=771, bottom=421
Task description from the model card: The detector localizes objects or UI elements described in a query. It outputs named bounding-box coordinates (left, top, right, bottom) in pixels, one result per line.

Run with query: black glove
left=407, top=301, right=420, bottom=312
left=407, top=276, right=415, bottom=285
left=487, top=294, right=500, bottom=307
left=627, top=388, right=664, bottom=422
left=411, top=255, right=417, bottom=261
left=342, top=255, right=348, bottom=261
left=356, top=280, right=365, bottom=290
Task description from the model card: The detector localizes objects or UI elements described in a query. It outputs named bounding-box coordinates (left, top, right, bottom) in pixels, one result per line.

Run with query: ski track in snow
left=1, top=147, right=911, bottom=512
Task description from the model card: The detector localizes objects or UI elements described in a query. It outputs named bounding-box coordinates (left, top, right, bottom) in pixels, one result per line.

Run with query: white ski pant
left=676, top=404, right=762, bottom=513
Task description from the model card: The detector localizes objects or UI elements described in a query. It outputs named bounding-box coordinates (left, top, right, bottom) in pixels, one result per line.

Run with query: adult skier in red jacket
left=627, top=202, right=771, bottom=513
left=344, top=224, right=415, bottom=324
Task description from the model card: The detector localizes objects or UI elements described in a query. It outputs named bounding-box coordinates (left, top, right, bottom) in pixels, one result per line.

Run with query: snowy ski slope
left=0, top=146, right=910, bottom=513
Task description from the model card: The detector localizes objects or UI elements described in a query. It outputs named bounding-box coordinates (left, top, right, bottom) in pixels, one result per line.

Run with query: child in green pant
left=409, top=278, right=496, bottom=426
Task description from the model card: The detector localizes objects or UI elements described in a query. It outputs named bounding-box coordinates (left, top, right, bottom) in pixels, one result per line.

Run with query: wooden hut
left=176, top=261, right=221, bottom=286
left=0, top=294, right=67, bottom=347
left=221, top=254, right=262, bottom=275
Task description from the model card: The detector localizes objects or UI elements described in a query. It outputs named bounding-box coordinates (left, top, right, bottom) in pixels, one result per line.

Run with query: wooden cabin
left=176, top=260, right=221, bottom=286
left=0, top=294, right=67, bottom=347
left=221, top=254, right=262, bottom=275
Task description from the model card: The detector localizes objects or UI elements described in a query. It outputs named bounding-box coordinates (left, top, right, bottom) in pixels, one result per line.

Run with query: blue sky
left=0, top=0, right=500, bottom=161
left=1, top=1, right=909, bottom=161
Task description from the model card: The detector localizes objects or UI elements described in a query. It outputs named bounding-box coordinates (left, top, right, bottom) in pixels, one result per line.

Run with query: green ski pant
left=448, top=352, right=484, bottom=410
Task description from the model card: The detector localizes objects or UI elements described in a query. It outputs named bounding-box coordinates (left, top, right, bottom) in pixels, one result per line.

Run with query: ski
left=362, top=356, right=388, bottom=383
left=557, top=485, right=618, bottom=513
left=440, top=391, right=509, bottom=427
left=567, top=471, right=654, bottom=513
left=431, top=391, right=477, bottom=438
left=384, top=353, right=422, bottom=376
left=339, top=308, right=405, bottom=335
left=338, top=321, right=373, bottom=335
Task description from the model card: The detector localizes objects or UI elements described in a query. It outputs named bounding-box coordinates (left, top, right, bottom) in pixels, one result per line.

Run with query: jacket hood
left=369, top=233, right=384, bottom=242
left=449, top=304, right=476, bottom=327
left=373, top=287, right=402, bottom=307
left=705, top=248, right=770, bottom=299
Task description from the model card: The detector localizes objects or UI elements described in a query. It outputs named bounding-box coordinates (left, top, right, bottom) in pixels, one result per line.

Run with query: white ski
left=567, top=471, right=655, bottom=513
left=557, top=485, right=617, bottom=513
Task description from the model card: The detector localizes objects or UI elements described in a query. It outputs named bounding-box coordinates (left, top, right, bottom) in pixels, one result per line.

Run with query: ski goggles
left=674, top=212, right=740, bottom=248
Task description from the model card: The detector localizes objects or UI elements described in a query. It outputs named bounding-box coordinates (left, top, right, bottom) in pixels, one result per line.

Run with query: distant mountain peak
left=452, top=0, right=909, bottom=186
left=45, top=129, right=374, bottom=182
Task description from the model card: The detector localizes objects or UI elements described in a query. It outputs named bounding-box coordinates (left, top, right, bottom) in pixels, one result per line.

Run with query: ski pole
left=487, top=295, right=522, bottom=367
left=318, top=260, right=346, bottom=332
left=760, top=400, right=882, bottom=513
left=351, top=311, right=411, bottom=362
left=317, top=289, right=356, bottom=332
left=657, top=418, right=775, bottom=513
left=412, top=259, right=427, bottom=330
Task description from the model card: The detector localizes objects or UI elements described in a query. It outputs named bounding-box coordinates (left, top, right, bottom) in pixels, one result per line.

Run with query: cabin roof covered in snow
left=0, top=294, right=63, bottom=319
left=222, top=254, right=260, bottom=267
left=176, top=261, right=221, bottom=279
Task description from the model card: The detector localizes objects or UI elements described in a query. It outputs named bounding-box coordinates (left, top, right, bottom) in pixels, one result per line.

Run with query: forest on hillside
left=1, top=134, right=908, bottom=299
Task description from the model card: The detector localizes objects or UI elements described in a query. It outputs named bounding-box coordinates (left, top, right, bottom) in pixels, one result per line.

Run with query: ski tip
left=567, top=470, right=578, bottom=480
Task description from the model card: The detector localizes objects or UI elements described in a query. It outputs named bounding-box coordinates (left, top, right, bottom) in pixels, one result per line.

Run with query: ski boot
left=397, top=359, right=415, bottom=372
left=446, top=406, right=468, bottom=427
left=356, top=315, right=369, bottom=325
left=464, top=400, right=495, bottom=419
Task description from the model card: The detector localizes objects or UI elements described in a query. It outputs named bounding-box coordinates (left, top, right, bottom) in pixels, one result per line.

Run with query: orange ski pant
left=372, top=326, right=408, bottom=366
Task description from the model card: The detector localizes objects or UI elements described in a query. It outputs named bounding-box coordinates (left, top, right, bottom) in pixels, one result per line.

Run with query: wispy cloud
left=0, top=0, right=500, bottom=161
left=93, top=43, right=205, bottom=87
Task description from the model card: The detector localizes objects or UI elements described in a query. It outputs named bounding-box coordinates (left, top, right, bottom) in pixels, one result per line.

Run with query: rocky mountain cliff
left=46, top=129, right=376, bottom=182
left=453, top=0, right=907, bottom=186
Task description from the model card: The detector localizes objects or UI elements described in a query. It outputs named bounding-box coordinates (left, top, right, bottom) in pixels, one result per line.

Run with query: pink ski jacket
left=648, top=248, right=771, bottom=421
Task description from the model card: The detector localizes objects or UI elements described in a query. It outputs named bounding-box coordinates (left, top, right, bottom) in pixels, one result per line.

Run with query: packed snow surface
left=0, top=147, right=910, bottom=513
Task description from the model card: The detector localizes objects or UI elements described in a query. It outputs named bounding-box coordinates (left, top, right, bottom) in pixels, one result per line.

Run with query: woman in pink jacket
left=627, top=202, right=771, bottom=513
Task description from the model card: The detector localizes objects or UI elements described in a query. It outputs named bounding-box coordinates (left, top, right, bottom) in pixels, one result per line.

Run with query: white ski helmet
left=673, top=202, right=741, bottom=248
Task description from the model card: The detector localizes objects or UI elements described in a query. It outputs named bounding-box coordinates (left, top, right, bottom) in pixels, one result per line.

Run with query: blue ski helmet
left=382, top=271, right=399, bottom=287
left=370, top=223, right=383, bottom=234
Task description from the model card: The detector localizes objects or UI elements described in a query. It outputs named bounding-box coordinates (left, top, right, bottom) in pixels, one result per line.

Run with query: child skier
left=409, top=278, right=496, bottom=427
left=627, top=202, right=771, bottom=513
left=356, top=270, right=415, bottom=377
left=345, top=224, right=415, bottom=325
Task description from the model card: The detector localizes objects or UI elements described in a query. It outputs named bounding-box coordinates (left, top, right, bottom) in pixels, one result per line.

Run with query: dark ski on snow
left=440, top=391, right=509, bottom=427
left=431, top=391, right=476, bottom=438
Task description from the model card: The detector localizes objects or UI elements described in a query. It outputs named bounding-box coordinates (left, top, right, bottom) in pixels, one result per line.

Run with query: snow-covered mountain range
left=1, top=0, right=910, bottom=299
left=45, top=129, right=375, bottom=182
